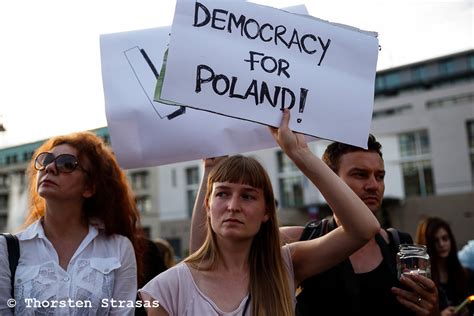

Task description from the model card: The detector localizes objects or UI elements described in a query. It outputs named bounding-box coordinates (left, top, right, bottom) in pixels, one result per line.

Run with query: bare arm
left=140, top=292, right=169, bottom=316
left=280, top=226, right=304, bottom=244
left=189, top=157, right=227, bottom=253
left=270, top=109, right=380, bottom=285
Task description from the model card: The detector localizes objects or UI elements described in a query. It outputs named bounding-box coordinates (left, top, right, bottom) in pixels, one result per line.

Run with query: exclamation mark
left=297, top=88, right=309, bottom=123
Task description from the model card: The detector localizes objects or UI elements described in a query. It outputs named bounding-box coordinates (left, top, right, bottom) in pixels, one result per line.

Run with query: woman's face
left=208, top=181, right=269, bottom=241
left=36, top=144, right=93, bottom=202
left=434, top=227, right=451, bottom=259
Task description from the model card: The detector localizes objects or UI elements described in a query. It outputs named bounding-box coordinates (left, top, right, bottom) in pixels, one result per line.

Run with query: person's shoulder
left=100, top=232, right=128, bottom=243
left=97, top=233, right=134, bottom=255
left=385, top=228, right=413, bottom=245
left=141, top=262, right=188, bottom=292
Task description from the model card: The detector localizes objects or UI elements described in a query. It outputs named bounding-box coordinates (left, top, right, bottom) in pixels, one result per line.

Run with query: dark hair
left=424, top=217, right=468, bottom=302
left=322, top=134, right=383, bottom=173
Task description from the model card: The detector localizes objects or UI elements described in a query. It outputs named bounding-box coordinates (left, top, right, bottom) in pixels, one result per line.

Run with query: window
left=398, top=130, right=435, bottom=197
left=130, top=171, right=149, bottom=191
left=136, top=195, right=152, bottom=213
left=167, top=237, right=182, bottom=258
left=401, top=160, right=434, bottom=197
left=372, top=104, right=412, bottom=120
left=385, top=73, right=400, bottom=89
left=0, top=194, right=8, bottom=210
left=0, top=214, right=7, bottom=231
left=277, top=151, right=298, bottom=173
left=277, top=151, right=304, bottom=207
left=426, top=93, right=474, bottom=110
left=469, top=55, right=474, bottom=70
left=467, top=121, right=474, bottom=183
left=185, top=166, right=200, bottom=217
left=375, top=76, right=385, bottom=91
left=171, top=169, right=177, bottom=187
left=439, top=60, right=455, bottom=75
left=412, top=66, right=428, bottom=82
left=0, top=174, right=9, bottom=188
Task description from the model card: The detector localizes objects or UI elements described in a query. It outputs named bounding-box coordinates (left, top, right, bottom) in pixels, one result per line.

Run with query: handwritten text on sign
left=161, top=0, right=379, bottom=148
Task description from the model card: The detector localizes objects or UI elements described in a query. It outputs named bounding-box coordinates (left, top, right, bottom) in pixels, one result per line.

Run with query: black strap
left=376, top=229, right=414, bottom=279
left=299, top=218, right=329, bottom=241
left=387, top=228, right=400, bottom=249
left=1, top=233, right=20, bottom=300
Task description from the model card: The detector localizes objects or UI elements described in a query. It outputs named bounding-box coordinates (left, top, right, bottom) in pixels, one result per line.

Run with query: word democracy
left=193, top=1, right=331, bottom=66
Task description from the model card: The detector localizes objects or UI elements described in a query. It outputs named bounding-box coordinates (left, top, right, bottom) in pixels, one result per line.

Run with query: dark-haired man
left=282, top=135, right=438, bottom=316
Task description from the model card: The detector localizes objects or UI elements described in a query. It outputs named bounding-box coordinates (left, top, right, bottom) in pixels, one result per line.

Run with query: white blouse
left=0, top=220, right=137, bottom=315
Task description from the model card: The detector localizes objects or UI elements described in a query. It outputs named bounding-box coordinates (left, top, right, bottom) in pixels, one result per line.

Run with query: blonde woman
left=140, top=110, right=380, bottom=315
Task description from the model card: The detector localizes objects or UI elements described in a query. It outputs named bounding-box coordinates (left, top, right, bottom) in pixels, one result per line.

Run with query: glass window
left=399, top=133, right=417, bottom=157
left=186, top=167, right=200, bottom=185
left=401, top=160, right=434, bottom=197
left=130, top=171, right=149, bottom=190
left=136, top=195, right=152, bottom=213
left=279, top=176, right=304, bottom=208
left=277, top=150, right=305, bottom=208
left=372, top=104, right=413, bottom=120
left=171, top=169, right=177, bottom=187
left=185, top=166, right=200, bottom=217
left=385, top=73, right=400, bottom=88
left=375, top=76, right=385, bottom=91
left=399, top=130, right=431, bottom=157
left=0, top=174, right=9, bottom=188
left=426, top=93, right=474, bottom=110
left=439, top=60, right=455, bottom=75
left=0, top=194, right=8, bottom=210
left=469, top=55, right=474, bottom=70
left=467, top=121, right=474, bottom=183
left=398, top=131, right=435, bottom=196
left=187, top=189, right=198, bottom=218
left=277, top=151, right=298, bottom=173
left=412, top=66, right=428, bottom=81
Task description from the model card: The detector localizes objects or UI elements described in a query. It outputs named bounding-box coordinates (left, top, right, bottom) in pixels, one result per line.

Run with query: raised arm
left=269, top=109, right=380, bottom=285
left=189, top=157, right=227, bottom=253
left=280, top=226, right=305, bottom=244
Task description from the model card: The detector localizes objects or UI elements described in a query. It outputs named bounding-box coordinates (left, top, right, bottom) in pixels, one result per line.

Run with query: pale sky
left=0, top=0, right=472, bottom=148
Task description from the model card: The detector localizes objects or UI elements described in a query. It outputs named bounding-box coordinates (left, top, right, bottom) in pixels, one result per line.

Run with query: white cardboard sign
left=162, top=0, right=379, bottom=148
left=100, top=27, right=281, bottom=168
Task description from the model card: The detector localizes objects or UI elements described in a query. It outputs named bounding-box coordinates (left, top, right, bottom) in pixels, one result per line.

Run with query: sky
left=0, top=0, right=472, bottom=148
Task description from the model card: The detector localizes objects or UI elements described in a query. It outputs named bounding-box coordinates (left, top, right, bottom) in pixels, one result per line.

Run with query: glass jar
left=396, top=244, right=431, bottom=279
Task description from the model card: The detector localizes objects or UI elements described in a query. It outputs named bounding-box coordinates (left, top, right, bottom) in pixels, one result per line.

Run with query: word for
left=24, top=298, right=160, bottom=309
left=193, top=1, right=331, bottom=66
left=244, top=51, right=290, bottom=78
left=196, top=64, right=309, bottom=118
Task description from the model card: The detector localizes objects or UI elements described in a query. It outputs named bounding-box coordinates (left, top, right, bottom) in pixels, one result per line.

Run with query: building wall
left=372, top=81, right=474, bottom=195
left=387, top=192, right=474, bottom=247
left=1, top=50, right=473, bottom=257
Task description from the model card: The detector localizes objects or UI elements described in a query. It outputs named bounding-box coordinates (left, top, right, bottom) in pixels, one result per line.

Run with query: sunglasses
left=34, top=152, right=90, bottom=175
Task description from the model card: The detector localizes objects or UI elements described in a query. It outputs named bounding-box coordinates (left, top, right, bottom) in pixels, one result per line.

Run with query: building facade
left=1, top=49, right=473, bottom=258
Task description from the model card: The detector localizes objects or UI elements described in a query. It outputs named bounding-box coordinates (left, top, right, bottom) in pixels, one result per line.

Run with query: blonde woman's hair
left=185, top=155, right=294, bottom=316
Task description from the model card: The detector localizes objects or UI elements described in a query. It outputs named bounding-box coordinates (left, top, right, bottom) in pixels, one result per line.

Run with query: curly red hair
left=25, top=131, right=145, bottom=282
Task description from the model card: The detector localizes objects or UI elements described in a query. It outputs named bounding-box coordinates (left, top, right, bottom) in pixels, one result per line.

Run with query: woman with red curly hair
left=0, top=131, right=144, bottom=315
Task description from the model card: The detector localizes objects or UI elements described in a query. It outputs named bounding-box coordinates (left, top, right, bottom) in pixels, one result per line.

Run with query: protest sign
left=101, top=27, right=281, bottom=168
left=161, top=0, right=379, bottom=148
